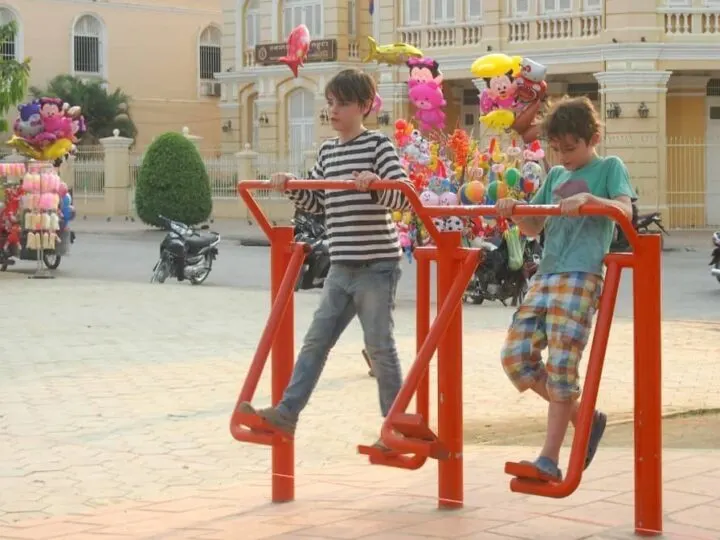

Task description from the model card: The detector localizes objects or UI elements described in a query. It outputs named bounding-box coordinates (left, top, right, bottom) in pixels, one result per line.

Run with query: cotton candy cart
left=0, top=160, right=76, bottom=274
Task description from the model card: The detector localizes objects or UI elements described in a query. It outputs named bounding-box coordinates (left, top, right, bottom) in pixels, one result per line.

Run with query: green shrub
left=135, top=132, right=212, bottom=227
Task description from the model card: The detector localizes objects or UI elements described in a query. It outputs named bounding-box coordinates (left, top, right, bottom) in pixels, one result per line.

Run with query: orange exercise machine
left=232, top=179, right=662, bottom=537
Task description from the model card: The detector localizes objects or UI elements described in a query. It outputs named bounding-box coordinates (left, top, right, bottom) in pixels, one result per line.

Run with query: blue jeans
left=278, top=260, right=403, bottom=419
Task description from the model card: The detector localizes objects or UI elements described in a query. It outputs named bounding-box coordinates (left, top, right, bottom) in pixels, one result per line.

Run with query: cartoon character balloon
left=279, top=24, right=311, bottom=77
left=470, top=53, right=547, bottom=144
left=407, top=57, right=443, bottom=88
left=408, top=80, right=446, bottom=132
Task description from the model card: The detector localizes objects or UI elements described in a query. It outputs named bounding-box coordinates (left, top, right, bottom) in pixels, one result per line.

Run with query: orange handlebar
left=237, top=179, right=639, bottom=248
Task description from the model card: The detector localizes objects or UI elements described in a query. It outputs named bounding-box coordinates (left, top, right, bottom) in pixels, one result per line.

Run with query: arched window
left=287, top=88, right=315, bottom=174
left=283, top=0, right=323, bottom=38
left=72, top=14, right=104, bottom=75
left=0, top=7, right=20, bottom=61
left=246, top=0, right=260, bottom=48
left=199, top=25, right=222, bottom=81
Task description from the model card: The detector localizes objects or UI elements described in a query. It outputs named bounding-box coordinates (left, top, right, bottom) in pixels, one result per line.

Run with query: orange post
left=436, top=232, right=464, bottom=509
left=632, top=234, right=663, bottom=536
left=416, top=251, right=431, bottom=430
left=270, top=226, right=295, bottom=503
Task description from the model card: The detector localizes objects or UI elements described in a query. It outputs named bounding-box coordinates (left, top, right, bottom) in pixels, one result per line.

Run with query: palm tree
left=0, top=20, right=31, bottom=133
left=29, top=74, right=138, bottom=145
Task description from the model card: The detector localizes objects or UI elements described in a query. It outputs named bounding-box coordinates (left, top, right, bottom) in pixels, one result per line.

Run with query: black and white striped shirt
left=287, top=130, right=412, bottom=264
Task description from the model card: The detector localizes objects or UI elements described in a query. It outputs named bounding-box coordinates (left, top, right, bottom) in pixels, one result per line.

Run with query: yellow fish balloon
left=363, top=36, right=423, bottom=65
left=471, top=53, right=522, bottom=79
left=479, top=109, right=515, bottom=131
left=7, top=136, right=74, bottom=161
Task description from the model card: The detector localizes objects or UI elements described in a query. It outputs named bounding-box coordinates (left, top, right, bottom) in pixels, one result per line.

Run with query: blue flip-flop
left=584, top=411, right=607, bottom=470
left=519, top=456, right=563, bottom=482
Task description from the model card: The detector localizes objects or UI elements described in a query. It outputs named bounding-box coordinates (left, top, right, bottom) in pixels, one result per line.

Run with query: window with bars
left=542, top=0, right=572, bottom=13
left=199, top=26, right=221, bottom=81
left=287, top=89, right=315, bottom=174
left=432, top=0, right=454, bottom=22
left=467, top=0, right=483, bottom=19
left=73, top=15, right=103, bottom=74
left=0, top=8, right=17, bottom=61
left=246, top=0, right=260, bottom=47
left=404, top=0, right=421, bottom=25
left=512, top=0, right=530, bottom=16
left=283, top=0, right=323, bottom=39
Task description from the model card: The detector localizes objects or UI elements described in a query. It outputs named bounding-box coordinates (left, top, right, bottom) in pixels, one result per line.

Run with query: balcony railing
left=505, top=12, right=603, bottom=42
left=397, top=21, right=483, bottom=50
left=244, top=49, right=256, bottom=67
left=660, top=7, right=720, bottom=35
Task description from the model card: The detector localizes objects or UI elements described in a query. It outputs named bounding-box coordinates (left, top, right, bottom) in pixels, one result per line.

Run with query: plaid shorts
left=500, top=272, right=603, bottom=402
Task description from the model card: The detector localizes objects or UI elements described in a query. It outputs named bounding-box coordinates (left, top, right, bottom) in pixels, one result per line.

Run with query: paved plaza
left=0, top=274, right=719, bottom=538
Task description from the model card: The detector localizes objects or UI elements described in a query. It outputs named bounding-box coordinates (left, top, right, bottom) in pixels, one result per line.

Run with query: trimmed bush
left=135, top=132, right=212, bottom=227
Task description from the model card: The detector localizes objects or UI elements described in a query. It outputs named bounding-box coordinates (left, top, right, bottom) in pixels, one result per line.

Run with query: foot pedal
left=231, top=412, right=293, bottom=446
left=357, top=444, right=425, bottom=470
left=505, top=461, right=555, bottom=483
left=389, top=413, right=449, bottom=459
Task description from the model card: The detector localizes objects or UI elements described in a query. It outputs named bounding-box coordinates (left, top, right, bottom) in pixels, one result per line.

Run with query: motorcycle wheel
left=190, top=257, right=212, bottom=286
left=43, top=253, right=61, bottom=270
left=150, top=259, right=170, bottom=284
left=0, top=263, right=7, bottom=272
left=715, top=262, right=720, bottom=284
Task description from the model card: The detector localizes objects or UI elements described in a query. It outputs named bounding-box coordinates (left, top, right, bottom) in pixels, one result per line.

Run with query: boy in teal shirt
left=496, top=96, right=635, bottom=480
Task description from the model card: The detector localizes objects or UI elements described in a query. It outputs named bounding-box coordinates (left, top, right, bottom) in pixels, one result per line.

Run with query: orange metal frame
left=232, top=179, right=663, bottom=537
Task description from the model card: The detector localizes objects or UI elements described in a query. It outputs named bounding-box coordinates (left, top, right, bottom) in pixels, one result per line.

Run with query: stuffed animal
left=408, top=81, right=446, bottom=132
left=13, top=102, right=44, bottom=140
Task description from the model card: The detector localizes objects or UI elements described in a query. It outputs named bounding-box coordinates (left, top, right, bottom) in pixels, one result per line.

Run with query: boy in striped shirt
left=238, top=68, right=413, bottom=448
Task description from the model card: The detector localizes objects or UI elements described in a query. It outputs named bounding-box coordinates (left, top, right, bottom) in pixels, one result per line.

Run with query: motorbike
left=710, top=231, right=720, bottom=284
left=150, top=215, right=220, bottom=285
left=293, top=211, right=330, bottom=291
left=463, top=234, right=542, bottom=307
left=611, top=210, right=669, bottom=252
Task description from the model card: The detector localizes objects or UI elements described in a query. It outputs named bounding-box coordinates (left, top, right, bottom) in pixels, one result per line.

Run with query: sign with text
left=255, top=39, right=337, bottom=66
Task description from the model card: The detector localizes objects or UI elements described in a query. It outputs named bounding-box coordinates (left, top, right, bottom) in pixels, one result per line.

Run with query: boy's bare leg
left=529, top=375, right=579, bottom=426
left=528, top=374, right=606, bottom=470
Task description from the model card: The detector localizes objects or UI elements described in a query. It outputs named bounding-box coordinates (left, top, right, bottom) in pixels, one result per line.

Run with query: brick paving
left=1, top=276, right=719, bottom=537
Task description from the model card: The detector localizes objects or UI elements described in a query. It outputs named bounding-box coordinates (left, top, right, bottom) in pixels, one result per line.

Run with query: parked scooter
left=710, top=231, right=720, bottom=284
left=150, top=215, right=220, bottom=285
left=611, top=209, right=669, bottom=252
left=464, top=233, right=542, bottom=307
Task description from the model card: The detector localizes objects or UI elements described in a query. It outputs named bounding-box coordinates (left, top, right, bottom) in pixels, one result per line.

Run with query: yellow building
left=1, top=0, right=223, bottom=148
left=218, top=0, right=720, bottom=228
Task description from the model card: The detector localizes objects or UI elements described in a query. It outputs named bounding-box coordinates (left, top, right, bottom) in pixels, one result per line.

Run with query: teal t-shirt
left=531, top=156, right=636, bottom=276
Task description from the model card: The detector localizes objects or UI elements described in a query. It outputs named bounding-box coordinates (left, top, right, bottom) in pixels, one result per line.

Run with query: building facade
left=1, top=0, right=223, bottom=148
left=219, top=0, right=720, bottom=228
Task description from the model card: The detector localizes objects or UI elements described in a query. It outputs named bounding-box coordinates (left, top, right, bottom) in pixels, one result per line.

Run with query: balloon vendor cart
left=0, top=160, right=76, bottom=276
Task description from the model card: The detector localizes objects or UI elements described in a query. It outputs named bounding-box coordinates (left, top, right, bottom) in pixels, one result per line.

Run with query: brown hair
left=541, top=95, right=602, bottom=144
left=325, top=68, right=376, bottom=117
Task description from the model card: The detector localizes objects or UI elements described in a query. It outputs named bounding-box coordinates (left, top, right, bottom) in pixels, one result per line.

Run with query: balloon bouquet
left=7, top=97, right=86, bottom=163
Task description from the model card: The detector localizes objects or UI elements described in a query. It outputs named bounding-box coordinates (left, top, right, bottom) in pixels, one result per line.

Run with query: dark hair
left=325, top=68, right=376, bottom=117
left=542, top=96, right=602, bottom=144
